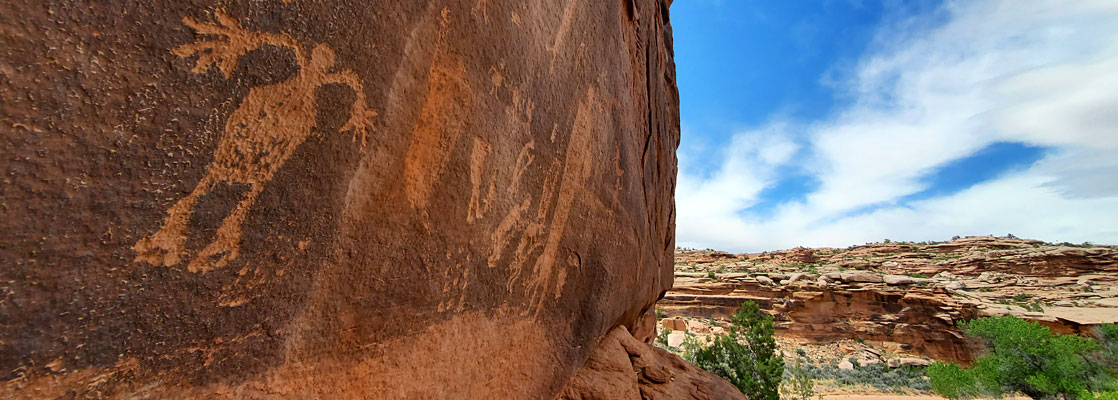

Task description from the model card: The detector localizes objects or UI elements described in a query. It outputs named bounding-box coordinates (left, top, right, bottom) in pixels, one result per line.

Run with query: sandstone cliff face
left=664, top=276, right=984, bottom=362
left=665, top=238, right=1118, bottom=364
left=1, top=1, right=696, bottom=398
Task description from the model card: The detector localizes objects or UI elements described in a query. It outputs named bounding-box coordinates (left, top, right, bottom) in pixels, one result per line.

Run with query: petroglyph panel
left=1, top=0, right=679, bottom=398
left=133, top=11, right=377, bottom=273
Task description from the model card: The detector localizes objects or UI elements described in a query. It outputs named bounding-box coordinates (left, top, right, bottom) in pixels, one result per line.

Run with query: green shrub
left=794, top=361, right=928, bottom=392
left=681, top=333, right=703, bottom=360
left=783, top=358, right=818, bottom=400
left=927, top=362, right=980, bottom=399
left=1096, top=324, right=1118, bottom=364
left=1077, top=390, right=1118, bottom=400
left=688, top=300, right=784, bottom=400
left=928, top=316, right=1116, bottom=399
left=654, top=328, right=670, bottom=349
left=1091, top=324, right=1118, bottom=390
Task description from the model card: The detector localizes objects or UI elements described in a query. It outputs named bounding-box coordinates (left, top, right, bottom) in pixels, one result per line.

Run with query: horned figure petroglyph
left=134, top=11, right=376, bottom=273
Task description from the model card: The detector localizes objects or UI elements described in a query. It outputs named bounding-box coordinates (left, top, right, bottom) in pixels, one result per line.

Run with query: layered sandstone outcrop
left=1, top=1, right=721, bottom=398
left=665, top=237, right=1118, bottom=364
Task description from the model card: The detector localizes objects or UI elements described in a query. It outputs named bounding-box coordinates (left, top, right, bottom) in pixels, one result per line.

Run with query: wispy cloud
left=677, top=0, right=1118, bottom=252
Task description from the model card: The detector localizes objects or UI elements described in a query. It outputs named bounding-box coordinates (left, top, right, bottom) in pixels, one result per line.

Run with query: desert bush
left=681, top=333, right=703, bottom=360
left=799, top=362, right=929, bottom=392
left=1095, top=324, right=1118, bottom=364
left=928, top=362, right=980, bottom=399
left=654, top=328, right=670, bottom=349
left=783, top=358, right=819, bottom=400
left=927, top=316, right=1117, bottom=399
left=1090, top=324, right=1118, bottom=391
left=687, top=300, right=784, bottom=400
left=1077, top=391, right=1118, bottom=400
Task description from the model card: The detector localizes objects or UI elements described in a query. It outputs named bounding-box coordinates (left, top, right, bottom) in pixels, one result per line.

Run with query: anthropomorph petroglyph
left=134, top=11, right=377, bottom=273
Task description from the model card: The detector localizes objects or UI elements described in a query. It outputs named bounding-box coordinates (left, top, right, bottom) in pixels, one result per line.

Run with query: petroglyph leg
left=549, top=0, right=580, bottom=72
left=188, top=182, right=263, bottom=273
left=403, top=9, right=471, bottom=213
left=467, top=137, right=492, bottom=222
left=134, top=175, right=216, bottom=267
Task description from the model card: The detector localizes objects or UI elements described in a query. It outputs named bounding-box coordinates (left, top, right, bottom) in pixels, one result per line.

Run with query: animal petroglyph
left=482, top=85, right=601, bottom=315
left=134, top=11, right=377, bottom=273
left=526, top=86, right=598, bottom=313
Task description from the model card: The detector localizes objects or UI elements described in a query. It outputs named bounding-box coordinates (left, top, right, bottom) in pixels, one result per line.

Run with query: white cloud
left=677, top=125, right=799, bottom=220
left=676, top=0, right=1118, bottom=252
left=994, top=56, right=1118, bottom=150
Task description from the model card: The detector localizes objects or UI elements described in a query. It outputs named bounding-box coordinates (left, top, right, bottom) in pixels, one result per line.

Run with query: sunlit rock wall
left=1, top=0, right=682, bottom=398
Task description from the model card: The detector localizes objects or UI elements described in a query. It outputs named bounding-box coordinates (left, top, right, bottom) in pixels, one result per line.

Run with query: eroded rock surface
left=1, top=0, right=687, bottom=398
left=559, top=326, right=746, bottom=400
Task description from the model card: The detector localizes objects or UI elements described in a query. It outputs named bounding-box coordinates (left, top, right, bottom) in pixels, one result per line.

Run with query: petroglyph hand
left=327, top=69, right=376, bottom=152
left=173, top=11, right=303, bottom=79
left=172, top=11, right=256, bottom=78
left=342, top=108, right=377, bottom=152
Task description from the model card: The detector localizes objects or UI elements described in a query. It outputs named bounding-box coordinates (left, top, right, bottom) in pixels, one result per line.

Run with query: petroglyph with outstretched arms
left=133, top=11, right=377, bottom=273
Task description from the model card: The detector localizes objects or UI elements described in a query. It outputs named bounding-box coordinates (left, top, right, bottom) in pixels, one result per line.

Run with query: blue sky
left=670, top=0, right=1118, bottom=252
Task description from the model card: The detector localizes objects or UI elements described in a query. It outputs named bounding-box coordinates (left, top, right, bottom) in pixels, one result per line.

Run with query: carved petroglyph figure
left=134, top=11, right=377, bottom=273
